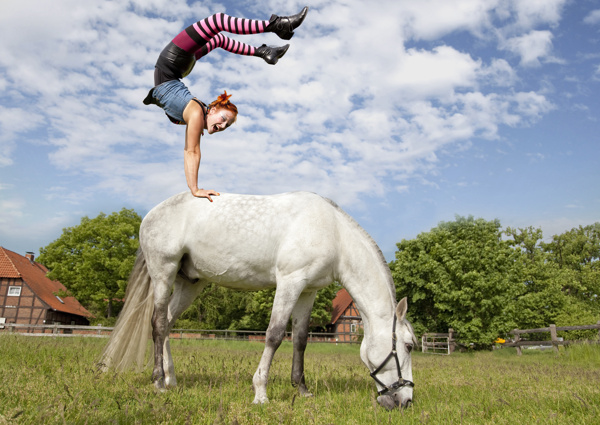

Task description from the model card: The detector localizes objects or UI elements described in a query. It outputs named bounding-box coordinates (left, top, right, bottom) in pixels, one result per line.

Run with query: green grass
left=0, top=335, right=599, bottom=424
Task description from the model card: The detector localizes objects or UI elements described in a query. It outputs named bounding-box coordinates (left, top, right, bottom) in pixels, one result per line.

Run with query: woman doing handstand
left=144, top=7, right=308, bottom=201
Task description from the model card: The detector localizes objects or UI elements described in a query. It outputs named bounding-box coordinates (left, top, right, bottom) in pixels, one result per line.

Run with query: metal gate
left=421, top=333, right=451, bottom=355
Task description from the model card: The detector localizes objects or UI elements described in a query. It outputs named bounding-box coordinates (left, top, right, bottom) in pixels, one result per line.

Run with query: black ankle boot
left=254, top=44, right=290, bottom=65
left=266, top=6, right=308, bottom=40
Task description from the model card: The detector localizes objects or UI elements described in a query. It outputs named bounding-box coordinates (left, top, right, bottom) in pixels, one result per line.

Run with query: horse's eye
left=406, top=343, right=413, bottom=353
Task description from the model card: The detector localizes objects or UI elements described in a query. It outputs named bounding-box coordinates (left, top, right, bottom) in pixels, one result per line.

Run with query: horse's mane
left=322, top=196, right=397, bottom=305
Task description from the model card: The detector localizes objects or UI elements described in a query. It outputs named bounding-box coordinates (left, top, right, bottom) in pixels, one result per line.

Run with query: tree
left=176, top=284, right=254, bottom=329
left=230, top=283, right=339, bottom=331
left=504, top=226, right=568, bottom=329
left=233, top=289, right=276, bottom=330
left=38, top=209, right=142, bottom=318
left=390, top=216, right=521, bottom=348
left=393, top=221, right=600, bottom=349
left=542, top=223, right=600, bottom=311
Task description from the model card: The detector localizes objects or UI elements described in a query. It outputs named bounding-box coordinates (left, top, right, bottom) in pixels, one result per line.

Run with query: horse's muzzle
left=377, top=393, right=413, bottom=410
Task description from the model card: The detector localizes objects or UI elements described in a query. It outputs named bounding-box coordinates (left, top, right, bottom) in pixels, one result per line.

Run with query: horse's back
left=140, top=192, right=342, bottom=288
left=142, top=191, right=336, bottom=234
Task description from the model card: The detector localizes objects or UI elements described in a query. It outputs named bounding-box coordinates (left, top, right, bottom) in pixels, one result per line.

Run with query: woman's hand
left=191, top=188, right=220, bottom=201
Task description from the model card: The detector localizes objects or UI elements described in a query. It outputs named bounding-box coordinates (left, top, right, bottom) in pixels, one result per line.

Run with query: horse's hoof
left=252, top=396, right=269, bottom=404
left=153, top=378, right=166, bottom=391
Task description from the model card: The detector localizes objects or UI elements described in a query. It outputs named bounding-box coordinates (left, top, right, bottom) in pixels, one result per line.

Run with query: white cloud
left=583, top=9, right=600, bottom=25
left=0, top=106, right=45, bottom=167
left=510, top=0, right=566, bottom=29
left=396, top=0, right=498, bottom=40
left=385, top=46, right=480, bottom=99
left=501, top=30, right=554, bottom=67
left=594, top=65, right=600, bottom=81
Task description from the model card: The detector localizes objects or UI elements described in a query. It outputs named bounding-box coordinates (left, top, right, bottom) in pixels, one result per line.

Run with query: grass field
left=0, top=335, right=598, bottom=424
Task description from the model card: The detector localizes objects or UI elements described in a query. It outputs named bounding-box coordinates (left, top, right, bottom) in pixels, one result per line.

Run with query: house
left=0, top=247, right=92, bottom=330
left=327, top=288, right=363, bottom=342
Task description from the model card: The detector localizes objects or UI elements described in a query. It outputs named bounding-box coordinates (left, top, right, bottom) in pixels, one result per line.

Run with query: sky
left=0, top=0, right=599, bottom=262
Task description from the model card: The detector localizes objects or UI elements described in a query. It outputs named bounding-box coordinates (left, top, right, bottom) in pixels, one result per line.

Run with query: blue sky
left=1, top=0, right=599, bottom=261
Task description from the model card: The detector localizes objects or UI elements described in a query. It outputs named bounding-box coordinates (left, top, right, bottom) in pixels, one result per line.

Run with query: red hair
left=209, top=91, right=238, bottom=119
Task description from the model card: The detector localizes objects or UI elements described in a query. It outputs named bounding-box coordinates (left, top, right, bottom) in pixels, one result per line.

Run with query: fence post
left=513, top=330, right=522, bottom=356
left=448, top=328, right=455, bottom=354
left=421, top=335, right=425, bottom=353
left=597, top=321, right=600, bottom=340
left=549, top=324, right=558, bottom=354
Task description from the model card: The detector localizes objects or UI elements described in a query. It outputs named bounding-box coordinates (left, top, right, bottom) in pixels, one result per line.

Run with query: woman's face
left=206, top=108, right=236, bottom=134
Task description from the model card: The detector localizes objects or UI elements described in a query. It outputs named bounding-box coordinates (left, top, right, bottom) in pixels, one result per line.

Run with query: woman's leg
left=194, top=33, right=259, bottom=59
left=194, top=33, right=289, bottom=65
left=190, top=8, right=309, bottom=41
left=195, top=13, right=271, bottom=39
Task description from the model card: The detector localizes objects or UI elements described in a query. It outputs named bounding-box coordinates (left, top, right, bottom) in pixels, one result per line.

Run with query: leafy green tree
left=504, top=226, right=568, bottom=330
left=390, top=216, right=521, bottom=348
left=233, top=289, right=275, bottom=330
left=542, top=223, right=600, bottom=311
left=38, top=209, right=142, bottom=318
left=176, top=284, right=253, bottom=329
left=232, top=283, right=339, bottom=331
left=505, top=223, right=599, bottom=336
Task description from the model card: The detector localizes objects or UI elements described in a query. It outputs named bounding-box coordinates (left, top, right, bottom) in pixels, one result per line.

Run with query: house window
left=350, top=323, right=357, bottom=333
left=7, top=286, right=21, bottom=297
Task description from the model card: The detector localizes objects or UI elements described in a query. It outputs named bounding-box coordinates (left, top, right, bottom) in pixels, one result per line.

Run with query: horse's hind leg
left=149, top=264, right=179, bottom=390
left=291, top=290, right=317, bottom=397
left=163, top=277, right=207, bottom=387
left=151, top=278, right=173, bottom=389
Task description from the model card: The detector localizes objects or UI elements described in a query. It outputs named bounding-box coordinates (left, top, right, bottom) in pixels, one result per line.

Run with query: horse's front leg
left=252, top=282, right=304, bottom=404
left=291, top=290, right=317, bottom=397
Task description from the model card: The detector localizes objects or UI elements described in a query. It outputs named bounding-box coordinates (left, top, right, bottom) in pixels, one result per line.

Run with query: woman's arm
left=183, top=101, right=220, bottom=201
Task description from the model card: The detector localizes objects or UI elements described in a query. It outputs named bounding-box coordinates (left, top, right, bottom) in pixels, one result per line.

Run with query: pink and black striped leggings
left=172, top=13, right=272, bottom=60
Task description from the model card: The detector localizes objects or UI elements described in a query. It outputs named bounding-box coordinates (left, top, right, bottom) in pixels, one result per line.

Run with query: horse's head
left=362, top=297, right=415, bottom=410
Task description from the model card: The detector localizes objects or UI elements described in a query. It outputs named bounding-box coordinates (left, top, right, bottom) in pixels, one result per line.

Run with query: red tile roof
left=0, top=247, right=20, bottom=278
left=0, top=247, right=92, bottom=318
left=330, top=288, right=355, bottom=324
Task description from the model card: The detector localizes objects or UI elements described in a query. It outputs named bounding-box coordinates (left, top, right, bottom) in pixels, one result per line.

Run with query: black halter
left=369, top=315, right=414, bottom=396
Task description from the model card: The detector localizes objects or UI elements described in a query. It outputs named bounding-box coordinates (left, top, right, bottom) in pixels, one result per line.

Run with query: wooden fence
left=0, top=323, right=359, bottom=344
left=421, top=329, right=455, bottom=355
left=506, top=322, right=600, bottom=355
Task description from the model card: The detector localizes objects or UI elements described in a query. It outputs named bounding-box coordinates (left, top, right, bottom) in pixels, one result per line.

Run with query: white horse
left=100, top=191, right=416, bottom=409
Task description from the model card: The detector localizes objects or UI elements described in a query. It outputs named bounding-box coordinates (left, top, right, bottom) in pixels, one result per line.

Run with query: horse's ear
left=396, top=297, right=407, bottom=322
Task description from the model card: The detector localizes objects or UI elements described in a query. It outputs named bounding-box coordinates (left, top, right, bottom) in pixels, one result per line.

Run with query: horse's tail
left=99, top=247, right=154, bottom=372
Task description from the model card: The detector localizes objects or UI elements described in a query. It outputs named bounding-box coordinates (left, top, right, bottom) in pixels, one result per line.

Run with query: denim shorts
left=151, top=79, right=194, bottom=122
